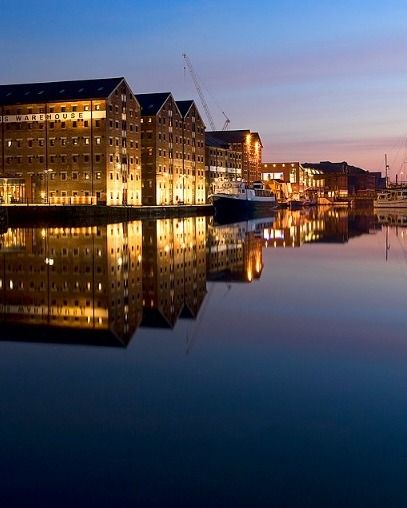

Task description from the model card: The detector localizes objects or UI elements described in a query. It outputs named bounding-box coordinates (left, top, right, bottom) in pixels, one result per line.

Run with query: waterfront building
left=0, top=77, right=142, bottom=206
left=206, top=130, right=262, bottom=183
left=261, top=162, right=324, bottom=200
left=176, top=100, right=206, bottom=204
left=136, top=93, right=205, bottom=205
left=136, top=93, right=183, bottom=205
left=302, top=161, right=385, bottom=199
left=205, top=132, right=242, bottom=194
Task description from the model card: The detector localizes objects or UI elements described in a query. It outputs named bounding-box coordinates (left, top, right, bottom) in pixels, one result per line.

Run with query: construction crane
left=182, top=53, right=230, bottom=131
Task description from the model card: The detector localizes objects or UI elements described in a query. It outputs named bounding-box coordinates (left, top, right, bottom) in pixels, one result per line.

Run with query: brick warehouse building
left=205, top=132, right=242, bottom=194
left=176, top=100, right=206, bottom=205
left=136, top=93, right=205, bottom=206
left=206, top=130, right=262, bottom=183
left=0, top=77, right=142, bottom=205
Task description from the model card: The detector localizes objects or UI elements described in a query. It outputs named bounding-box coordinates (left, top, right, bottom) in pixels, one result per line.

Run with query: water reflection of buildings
left=0, top=217, right=208, bottom=345
left=206, top=219, right=265, bottom=283
left=262, top=209, right=373, bottom=247
left=141, top=217, right=207, bottom=328
left=0, top=223, right=143, bottom=345
left=0, top=210, right=380, bottom=346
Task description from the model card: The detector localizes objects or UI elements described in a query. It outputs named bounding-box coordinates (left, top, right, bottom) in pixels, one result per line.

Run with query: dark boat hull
left=213, top=195, right=277, bottom=222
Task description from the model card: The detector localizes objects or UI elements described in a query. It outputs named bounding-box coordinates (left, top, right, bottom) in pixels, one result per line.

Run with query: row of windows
left=208, top=160, right=242, bottom=168
left=5, top=136, right=103, bottom=148
left=107, top=120, right=137, bottom=131
left=4, top=154, right=140, bottom=165
left=142, top=116, right=204, bottom=133
left=208, top=149, right=242, bottom=159
left=144, top=147, right=204, bottom=163
left=141, top=131, right=203, bottom=148
left=109, top=137, right=138, bottom=148
left=2, top=119, right=103, bottom=130
left=5, top=154, right=104, bottom=164
left=3, top=136, right=140, bottom=150
left=109, top=173, right=140, bottom=181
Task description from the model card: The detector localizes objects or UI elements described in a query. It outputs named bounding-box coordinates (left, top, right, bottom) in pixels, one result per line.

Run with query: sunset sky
left=1, top=0, right=407, bottom=176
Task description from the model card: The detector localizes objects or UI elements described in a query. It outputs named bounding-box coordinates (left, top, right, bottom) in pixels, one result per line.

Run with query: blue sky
left=1, top=0, right=407, bottom=173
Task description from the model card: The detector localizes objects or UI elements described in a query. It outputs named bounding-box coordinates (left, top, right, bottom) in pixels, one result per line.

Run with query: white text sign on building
left=0, top=111, right=106, bottom=124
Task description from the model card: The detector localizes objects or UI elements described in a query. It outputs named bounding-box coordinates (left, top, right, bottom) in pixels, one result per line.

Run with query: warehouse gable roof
left=136, top=92, right=172, bottom=115
left=0, top=77, right=126, bottom=106
left=176, top=100, right=194, bottom=117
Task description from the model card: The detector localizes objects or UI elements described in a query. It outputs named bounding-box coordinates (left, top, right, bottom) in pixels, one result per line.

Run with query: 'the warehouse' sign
left=0, top=110, right=106, bottom=124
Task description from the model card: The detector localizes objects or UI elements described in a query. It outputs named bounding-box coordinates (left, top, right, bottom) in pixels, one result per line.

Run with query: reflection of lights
left=45, top=257, right=54, bottom=266
left=41, top=228, right=46, bottom=238
left=9, top=280, right=13, bottom=289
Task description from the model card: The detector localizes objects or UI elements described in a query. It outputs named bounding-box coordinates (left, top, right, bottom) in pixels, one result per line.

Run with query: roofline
left=0, top=77, right=128, bottom=106
left=176, top=100, right=204, bottom=124
left=136, top=92, right=176, bottom=117
left=107, top=77, right=126, bottom=101
left=107, top=77, right=140, bottom=107
left=176, top=99, right=194, bottom=118
left=0, top=76, right=125, bottom=87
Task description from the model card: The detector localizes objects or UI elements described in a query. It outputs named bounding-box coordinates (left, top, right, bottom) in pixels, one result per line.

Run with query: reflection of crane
left=182, top=53, right=230, bottom=131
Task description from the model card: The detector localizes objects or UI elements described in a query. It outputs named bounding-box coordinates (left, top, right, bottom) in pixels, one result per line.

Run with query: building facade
left=136, top=93, right=206, bottom=206
left=205, top=133, right=242, bottom=194
left=176, top=100, right=206, bottom=204
left=262, top=162, right=324, bottom=200
left=0, top=77, right=142, bottom=206
left=206, top=130, right=262, bottom=183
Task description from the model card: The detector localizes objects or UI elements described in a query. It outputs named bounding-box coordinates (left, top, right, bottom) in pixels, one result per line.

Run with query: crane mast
left=182, top=53, right=229, bottom=131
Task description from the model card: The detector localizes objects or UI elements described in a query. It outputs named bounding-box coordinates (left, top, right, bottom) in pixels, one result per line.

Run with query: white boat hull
left=374, top=200, right=407, bottom=208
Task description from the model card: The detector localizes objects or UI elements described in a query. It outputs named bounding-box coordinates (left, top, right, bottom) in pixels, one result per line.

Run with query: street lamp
left=44, top=169, right=53, bottom=204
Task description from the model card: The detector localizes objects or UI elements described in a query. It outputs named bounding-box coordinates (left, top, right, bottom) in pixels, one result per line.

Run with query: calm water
left=0, top=209, right=407, bottom=507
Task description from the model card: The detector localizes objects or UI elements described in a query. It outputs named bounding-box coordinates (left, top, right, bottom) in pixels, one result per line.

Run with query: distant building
left=261, top=162, right=324, bottom=199
left=302, top=161, right=385, bottom=198
left=0, top=77, right=142, bottom=205
left=206, top=130, right=262, bottom=183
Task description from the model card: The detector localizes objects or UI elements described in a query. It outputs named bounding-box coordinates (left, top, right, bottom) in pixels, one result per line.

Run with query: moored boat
left=212, top=181, right=277, bottom=219
left=374, top=188, right=407, bottom=208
